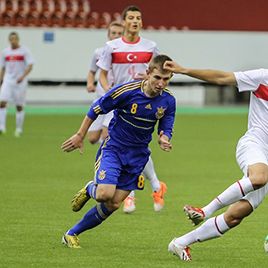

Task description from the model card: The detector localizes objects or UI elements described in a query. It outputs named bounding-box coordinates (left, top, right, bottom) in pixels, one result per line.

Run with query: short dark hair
left=121, top=5, right=141, bottom=20
left=148, top=55, right=173, bottom=73
left=9, top=32, right=19, bottom=39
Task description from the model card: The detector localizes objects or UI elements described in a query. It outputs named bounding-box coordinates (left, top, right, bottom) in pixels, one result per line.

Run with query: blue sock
left=67, top=203, right=113, bottom=236
left=86, top=182, right=97, bottom=199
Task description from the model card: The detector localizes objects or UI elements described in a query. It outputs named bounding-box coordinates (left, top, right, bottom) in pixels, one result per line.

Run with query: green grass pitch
left=0, top=111, right=267, bottom=267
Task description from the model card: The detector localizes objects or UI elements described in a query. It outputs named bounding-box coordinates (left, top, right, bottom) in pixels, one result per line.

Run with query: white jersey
left=234, top=69, right=268, bottom=146
left=89, top=47, right=114, bottom=97
left=0, top=46, right=34, bottom=82
left=96, top=36, right=160, bottom=85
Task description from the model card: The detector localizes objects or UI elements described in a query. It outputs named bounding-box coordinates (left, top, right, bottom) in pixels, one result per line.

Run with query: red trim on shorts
left=214, top=216, right=223, bottom=235
left=112, top=52, right=153, bottom=64
left=5, top=55, right=24, bottom=61
left=237, top=180, right=245, bottom=196
left=122, top=36, right=141, bottom=44
left=253, top=84, right=268, bottom=101
left=216, top=197, right=223, bottom=204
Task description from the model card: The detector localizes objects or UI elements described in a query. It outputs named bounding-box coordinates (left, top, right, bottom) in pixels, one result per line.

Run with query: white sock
left=202, top=176, right=254, bottom=218
left=143, top=156, right=161, bottom=191
left=16, top=110, right=25, bottom=132
left=127, top=191, right=135, bottom=198
left=174, top=214, right=230, bottom=247
left=0, top=107, right=7, bottom=131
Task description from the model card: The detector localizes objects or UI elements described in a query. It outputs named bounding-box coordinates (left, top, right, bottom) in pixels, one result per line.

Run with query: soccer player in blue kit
left=61, top=55, right=176, bottom=248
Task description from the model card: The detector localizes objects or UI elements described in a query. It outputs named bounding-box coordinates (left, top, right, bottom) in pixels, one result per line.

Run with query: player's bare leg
left=63, top=187, right=130, bottom=248
left=87, top=130, right=102, bottom=144
left=183, top=163, right=268, bottom=225
left=88, top=126, right=108, bottom=144
left=170, top=199, right=253, bottom=261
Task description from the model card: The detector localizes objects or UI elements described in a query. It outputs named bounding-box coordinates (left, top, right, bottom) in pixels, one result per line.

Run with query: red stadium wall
left=90, top=0, right=268, bottom=31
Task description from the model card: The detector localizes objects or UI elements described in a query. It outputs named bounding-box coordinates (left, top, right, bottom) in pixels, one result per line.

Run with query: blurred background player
left=86, top=21, right=124, bottom=144
left=0, top=32, right=34, bottom=137
left=97, top=5, right=166, bottom=213
left=164, top=61, right=268, bottom=261
left=61, top=55, right=176, bottom=249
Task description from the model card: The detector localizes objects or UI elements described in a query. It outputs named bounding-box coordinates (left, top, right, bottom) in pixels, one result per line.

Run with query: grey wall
left=1, top=27, right=268, bottom=82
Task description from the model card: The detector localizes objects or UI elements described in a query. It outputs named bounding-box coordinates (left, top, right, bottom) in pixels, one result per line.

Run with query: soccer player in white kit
left=163, top=61, right=268, bottom=261
left=86, top=21, right=124, bottom=144
left=0, top=32, right=34, bottom=137
left=97, top=5, right=167, bottom=213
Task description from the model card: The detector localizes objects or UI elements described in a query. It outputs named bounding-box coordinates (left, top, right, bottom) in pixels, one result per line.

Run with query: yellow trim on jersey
left=93, top=105, right=102, bottom=114
left=119, top=115, right=153, bottom=130
left=140, top=80, right=145, bottom=93
left=111, top=81, right=141, bottom=99
left=163, top=88, right=173, bottom=95
left=133, top=116, right=156, bottom=122
left=122, top=108, right=156, bottom=122
left=94, top=136, right=109, bottom=172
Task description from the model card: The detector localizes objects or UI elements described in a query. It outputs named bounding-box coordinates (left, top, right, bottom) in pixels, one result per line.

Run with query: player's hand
left=16, top=76, right=24, bottom=83
left=87, top=83, right=96, bottom=93
left=61, top=133, right=84, bottom=154
left=158, top=130, right=172, bottom=152
left=163, top=61, right=184, bottom=74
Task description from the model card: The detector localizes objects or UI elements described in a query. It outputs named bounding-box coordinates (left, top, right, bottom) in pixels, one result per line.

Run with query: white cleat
left=123, top=196, right=136, bottom=213
left=14, top=129, right=22, bottom=137
left=168, top=239, right=192, bottom=261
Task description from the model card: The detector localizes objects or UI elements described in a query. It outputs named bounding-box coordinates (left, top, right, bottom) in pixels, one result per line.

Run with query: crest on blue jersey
left=98, top=170, right=106, bottom=180
left=155, top=106, right=166, bottom=119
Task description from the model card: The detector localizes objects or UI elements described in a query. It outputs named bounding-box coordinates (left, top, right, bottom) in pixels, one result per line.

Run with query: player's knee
left=16, top=106, right=23, bottom=112
left=0, top=102, right=7, bottom=108
left=225, top=213, right=244, bottom=228
left=88, top=137, right=98, bottom=144
left=107, top=201, right=121, bottom=211
left=250, top=172, right=268, bottom=189
left=96, top=188, right=113, bottom=202
left=87, top=133, right=100, bottom=144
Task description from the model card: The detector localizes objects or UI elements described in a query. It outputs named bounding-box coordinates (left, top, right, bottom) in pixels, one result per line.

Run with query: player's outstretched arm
left=158, top=131, right=172, bottom=152
left=164, top=61, right=237, bottom=86
left=99, top=69, right=110, bottom=92
left=0, top=67, right=5, bottom=85
left=87, top=70, right=96, bottom=92
left=17, top=64, right=33, bottom=83
left=61, top=116, right=93, bottom=153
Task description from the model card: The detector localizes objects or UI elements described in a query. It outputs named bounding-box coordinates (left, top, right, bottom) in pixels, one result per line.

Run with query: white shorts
left=0, top=79, right=27, bottom=106
left=236, top=134, right=268, bottom=209
left=88, top=110, right=113, bottom=132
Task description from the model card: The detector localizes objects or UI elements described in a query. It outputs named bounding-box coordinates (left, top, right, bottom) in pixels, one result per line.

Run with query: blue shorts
left=94, top=141, right=150, bottom=191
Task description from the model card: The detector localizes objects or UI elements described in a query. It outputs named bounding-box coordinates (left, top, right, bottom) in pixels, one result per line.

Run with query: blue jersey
left=87, top=80, right=176, bottom=148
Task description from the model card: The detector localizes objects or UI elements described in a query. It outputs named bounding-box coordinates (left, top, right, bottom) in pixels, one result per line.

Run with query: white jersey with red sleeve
left=88, top=46, right=114, bottom=97
left=96, top=36, right=160, bottom=85
left=234, top=69, right=268, bottom=145
left=0, top=46, right=34, bottom=82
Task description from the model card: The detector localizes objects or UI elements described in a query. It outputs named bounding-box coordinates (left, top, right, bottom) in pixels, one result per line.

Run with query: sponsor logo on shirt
left=145, top=104, right=152, bottom=110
